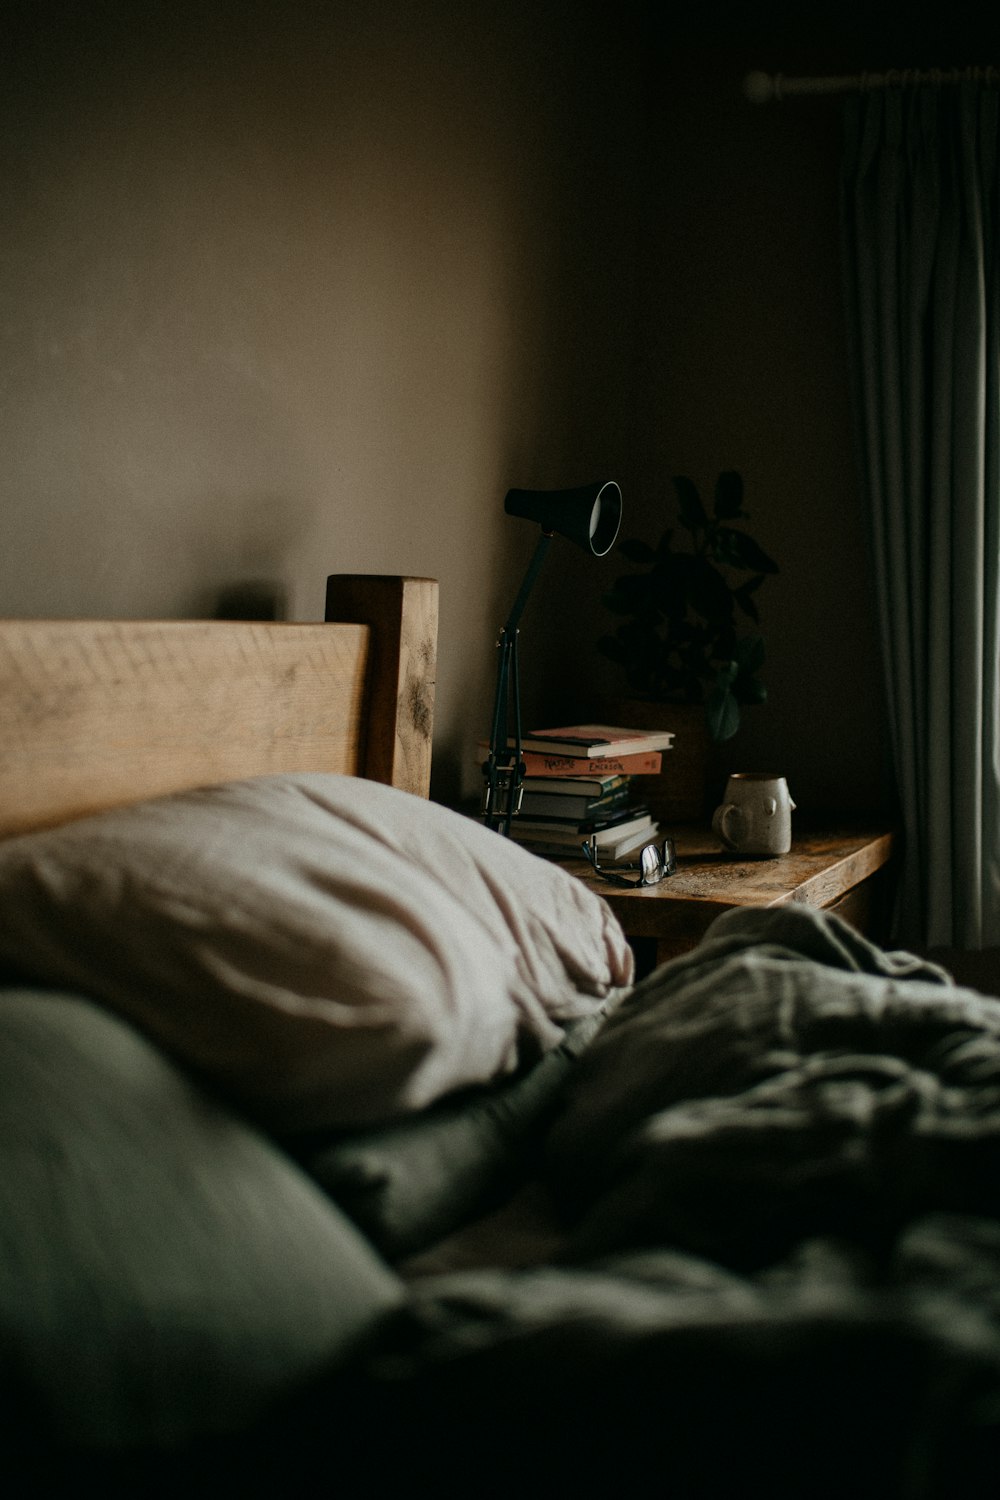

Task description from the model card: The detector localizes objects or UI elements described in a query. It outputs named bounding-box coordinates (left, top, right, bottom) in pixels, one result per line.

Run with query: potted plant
left=597, top=470, right=778, bottom=744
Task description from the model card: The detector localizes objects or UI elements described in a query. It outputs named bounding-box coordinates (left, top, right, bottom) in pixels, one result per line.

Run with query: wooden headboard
left=0, top=574, right=437, bottom=839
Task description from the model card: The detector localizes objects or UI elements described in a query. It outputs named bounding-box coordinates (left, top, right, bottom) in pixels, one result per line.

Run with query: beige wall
left=0, top=0, right=645, bottom=805
left=0, top=2, right=899, bottom=815
left=528, top=34, right=893, bottom=817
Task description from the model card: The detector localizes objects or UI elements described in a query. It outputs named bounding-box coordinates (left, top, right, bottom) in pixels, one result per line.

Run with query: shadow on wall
left=212, top=581, right=288, bottom=621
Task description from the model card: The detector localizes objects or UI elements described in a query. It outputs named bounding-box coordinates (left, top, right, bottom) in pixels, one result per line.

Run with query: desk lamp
left=481, top=481, right=622, bottom=835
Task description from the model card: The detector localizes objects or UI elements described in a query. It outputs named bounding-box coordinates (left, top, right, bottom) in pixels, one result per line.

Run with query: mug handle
left=711, top=802, right=744, bottom=851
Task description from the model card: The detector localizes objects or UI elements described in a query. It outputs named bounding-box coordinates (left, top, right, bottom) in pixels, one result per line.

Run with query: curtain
left=841, top=80, right=1000, bottom=948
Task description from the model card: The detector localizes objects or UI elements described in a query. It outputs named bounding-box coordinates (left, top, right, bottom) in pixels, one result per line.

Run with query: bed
left=1, top=573, right=999, bottom=1496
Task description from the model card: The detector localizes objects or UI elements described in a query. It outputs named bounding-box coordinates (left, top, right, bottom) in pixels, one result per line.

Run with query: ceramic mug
left=712, top=773, right=796, bottom=856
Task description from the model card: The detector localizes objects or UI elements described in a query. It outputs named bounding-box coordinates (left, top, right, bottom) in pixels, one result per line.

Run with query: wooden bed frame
left=0, top=574, right=438, bottom=839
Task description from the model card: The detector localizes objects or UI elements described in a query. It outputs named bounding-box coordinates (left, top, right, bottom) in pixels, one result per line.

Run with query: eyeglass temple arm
left=482, top=531, right=553, bottom=835
left=581, top=837, right=640, bottom=887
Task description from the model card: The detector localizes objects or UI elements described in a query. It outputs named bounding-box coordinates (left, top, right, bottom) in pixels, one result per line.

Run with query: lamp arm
left=501, top=530, right=553, bottom=635
left=482, top=531, right=552, bottom=834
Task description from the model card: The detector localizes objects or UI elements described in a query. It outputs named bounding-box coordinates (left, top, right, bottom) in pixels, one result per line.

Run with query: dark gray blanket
left=22, top=907, right=1000, bottom=1496
left=290, top=906, right=1000, bottom=1497
left=220, top=907, right=1000, bottom=1497
left=545, top=904, right=1000, bottom=1266
left=176, top=1217, right=1000, bottom=1498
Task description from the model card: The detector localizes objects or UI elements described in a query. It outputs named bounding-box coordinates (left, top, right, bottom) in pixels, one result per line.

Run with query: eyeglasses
left=581, top=835, right=677, bottom=888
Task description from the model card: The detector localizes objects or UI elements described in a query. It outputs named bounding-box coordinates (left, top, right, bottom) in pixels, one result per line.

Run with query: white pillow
left=0, top=774, right=632, bottom=1131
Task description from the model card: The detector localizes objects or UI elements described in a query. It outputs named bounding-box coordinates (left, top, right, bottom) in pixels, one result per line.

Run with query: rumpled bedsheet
left=545, top=904, right=1000, bottom=1266
left=185, top=908, right=1000, bottom=1497
left=172, top=1218, right=1000, bottom=1497
left=25, top=907, right=1000, bottom=1496
left=291, top=906, right=1000, bottom=1496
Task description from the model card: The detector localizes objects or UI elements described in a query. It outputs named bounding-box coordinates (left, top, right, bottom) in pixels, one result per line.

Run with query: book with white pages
left=518, top=724, right=676, bottom=758
left=519, top=771, right=629, bottom=799
left=516, top=783, right=631, bottom=821
left=589, top=821, right=668, bottom=862
left=511, top=808, right=656, bottom=857
left=475, top=742, right=663, bottom=778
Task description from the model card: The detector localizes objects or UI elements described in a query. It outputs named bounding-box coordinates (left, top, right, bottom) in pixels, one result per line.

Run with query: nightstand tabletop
left=563, top=822, right=896, bottom=969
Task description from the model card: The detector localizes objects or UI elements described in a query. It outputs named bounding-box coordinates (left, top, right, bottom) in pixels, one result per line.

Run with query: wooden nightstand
left=565, top=822, right=897, bottom=976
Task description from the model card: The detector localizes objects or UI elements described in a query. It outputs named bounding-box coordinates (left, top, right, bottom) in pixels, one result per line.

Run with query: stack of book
left=478, top=723, right=675, bottom=861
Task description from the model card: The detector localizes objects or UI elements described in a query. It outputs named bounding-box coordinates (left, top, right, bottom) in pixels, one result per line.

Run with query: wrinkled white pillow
left=0, top=775, right=632, bottom=1131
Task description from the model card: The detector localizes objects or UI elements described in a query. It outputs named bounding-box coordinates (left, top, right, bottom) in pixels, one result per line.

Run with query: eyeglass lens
left=582, top=837, right=676, bottom=888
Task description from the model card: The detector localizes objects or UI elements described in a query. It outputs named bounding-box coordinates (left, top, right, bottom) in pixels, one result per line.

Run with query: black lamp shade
left=504, top=481, right=622, bottom=557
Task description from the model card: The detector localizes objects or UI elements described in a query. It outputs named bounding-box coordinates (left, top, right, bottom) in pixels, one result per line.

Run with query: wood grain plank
left=0, top=619, right=371, bottom=836
left=563, top=824, right=897, bottom=952
left=325, top=575, right=438, bottom=798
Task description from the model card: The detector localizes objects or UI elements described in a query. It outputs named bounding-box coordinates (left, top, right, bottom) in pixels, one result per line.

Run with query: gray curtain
left=841, top=80, right=1000, bottom=948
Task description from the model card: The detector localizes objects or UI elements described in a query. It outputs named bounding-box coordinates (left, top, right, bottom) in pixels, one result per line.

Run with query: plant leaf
left=735, top=589, right=759, bottom=623
left=596, top=634, right=627, bottom=663
left=706, top=679, right=741, bottom=742
left=672, top=475, right=707, bottom=533
left=724, top=531, right=779, bottom=574
left=713, top=470, right=744, bottom=519
left=687, top=559, right=734, bottom=623
left=709, top=527, right=746, bottom=568
left=733, top=633, right=765, bottom=673
left=601, top=588, right=635, bottom=616
left=618, top=537, right=657, bottom=566
left=598, top=469, right=776, bottom=722
left=740, top=677, right=768, bottom=705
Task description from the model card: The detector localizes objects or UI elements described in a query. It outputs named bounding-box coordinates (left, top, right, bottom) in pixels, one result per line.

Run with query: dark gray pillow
left=0, top=987, right=402, bottom=1454
left=297, top=1013, right=606, bottom=1260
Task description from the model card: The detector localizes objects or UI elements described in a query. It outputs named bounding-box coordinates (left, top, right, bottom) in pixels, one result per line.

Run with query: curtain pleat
left=841, top=82, right=1000, bottom=947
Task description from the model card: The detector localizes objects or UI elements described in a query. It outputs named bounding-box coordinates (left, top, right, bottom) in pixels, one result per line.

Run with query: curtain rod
left=744, top=67, right=999, bottom=103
